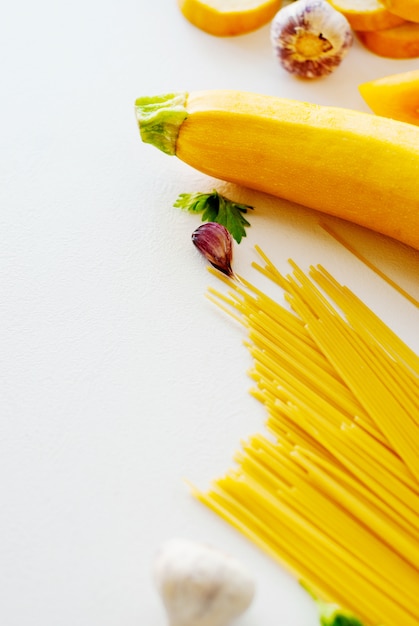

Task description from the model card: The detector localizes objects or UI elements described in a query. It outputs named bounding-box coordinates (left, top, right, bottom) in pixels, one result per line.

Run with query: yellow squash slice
left=381, top=0, right=419, bottom=23
left=326, top=0, right=405, bottom=31
left=177, top=0, right=282, bottom=36
left=356, top=21, right=419, bottom=57
left=359, top=69, right=419, bottom=126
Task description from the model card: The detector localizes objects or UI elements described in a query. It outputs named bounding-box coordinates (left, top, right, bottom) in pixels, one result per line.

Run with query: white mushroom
left=153, top=538, right=256, bottom=626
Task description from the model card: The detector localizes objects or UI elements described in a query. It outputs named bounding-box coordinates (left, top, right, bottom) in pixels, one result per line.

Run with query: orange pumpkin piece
left=380, top=0, right=419, bottom=23
left=359, top=70, right=419, bottom=126
left=177, top=0, right=282, bottom=36
left=326, top=0, right=405, bottom=31
left=356, top=20, right=419, bottom=57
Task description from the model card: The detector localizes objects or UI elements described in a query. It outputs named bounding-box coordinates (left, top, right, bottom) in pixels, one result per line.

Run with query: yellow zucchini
left=135, top=91, right=419, bottom=250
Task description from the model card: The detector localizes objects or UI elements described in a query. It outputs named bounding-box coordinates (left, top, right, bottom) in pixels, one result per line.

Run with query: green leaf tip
left=300, top=582, right=366, bottom=626
left=174, top=190, right=253, bottom=244
left=134, top=92, right=188, bottom=155
left=318, top=603, right=366, bottom=626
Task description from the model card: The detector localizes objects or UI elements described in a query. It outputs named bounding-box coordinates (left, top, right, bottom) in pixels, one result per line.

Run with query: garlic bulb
left=153, top=538, right=255, bottom=626
left=271, top=0, right=353, bottom=78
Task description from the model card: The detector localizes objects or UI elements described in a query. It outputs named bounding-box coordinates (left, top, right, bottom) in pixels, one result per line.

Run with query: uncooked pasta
left=191, top=247, right=419, bottom=626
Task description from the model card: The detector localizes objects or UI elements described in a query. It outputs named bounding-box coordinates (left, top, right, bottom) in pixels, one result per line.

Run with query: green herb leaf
left=319, top=605, right=366, bottom=626
left=174, top=190, right=253, bottom=243
left=301, top=583, right=366, bottom=626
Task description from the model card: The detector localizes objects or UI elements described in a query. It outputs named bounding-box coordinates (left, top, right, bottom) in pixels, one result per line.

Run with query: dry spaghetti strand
left=319, top=221, right=419, bottom=309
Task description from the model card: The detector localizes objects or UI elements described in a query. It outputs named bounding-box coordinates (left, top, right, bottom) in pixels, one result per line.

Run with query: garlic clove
left=270, top=0, right=353, bottom=79
left=153, top=538, right=255, bottom=626
left=191, top=222, right=234, bottom=277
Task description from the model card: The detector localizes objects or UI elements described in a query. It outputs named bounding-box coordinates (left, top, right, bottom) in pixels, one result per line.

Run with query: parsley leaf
left=174, top=189, right=253, bottom=243
left=320, top=610, right=366, bottom=626
left=301, top=583, right=367, bottom=626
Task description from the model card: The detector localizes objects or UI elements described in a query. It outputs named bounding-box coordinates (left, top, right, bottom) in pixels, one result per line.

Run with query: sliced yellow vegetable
left=356, top=21, right=419, bottom=58
left=380, top=0, right=419, bottom=23
left=135, top=90, right=419, bottom=250
left=359, top=69, right=419, bottom=126
left=326, top=0, right=405, bottom=31
left=177, top=0, right=282, bottom=36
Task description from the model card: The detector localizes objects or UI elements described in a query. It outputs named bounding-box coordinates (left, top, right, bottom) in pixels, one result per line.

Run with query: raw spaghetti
left=191, top=247, right=419, bottom=626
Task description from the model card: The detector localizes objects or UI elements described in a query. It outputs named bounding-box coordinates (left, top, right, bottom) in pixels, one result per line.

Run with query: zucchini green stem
left=134, top=92, right=188, bottom=155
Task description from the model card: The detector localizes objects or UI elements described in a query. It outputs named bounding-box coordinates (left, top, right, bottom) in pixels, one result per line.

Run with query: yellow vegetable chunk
left=177, top=0, right=282, bottom=36
left=356, top=20, right=419, bottom=57
left=381, top=0, right=419, bottom=23
left=135, top=90, right=419, bottom=250
left=326, top=0, right=405, bottom=31
left=359, top=70, right=419, bottom=126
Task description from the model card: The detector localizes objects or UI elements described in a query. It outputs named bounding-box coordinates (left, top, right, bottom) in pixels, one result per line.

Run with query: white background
left=1, top=1, right=419, bottom=624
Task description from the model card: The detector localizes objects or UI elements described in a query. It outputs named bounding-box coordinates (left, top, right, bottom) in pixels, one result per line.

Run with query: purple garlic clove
left=192, top=222, right=234, bottom=277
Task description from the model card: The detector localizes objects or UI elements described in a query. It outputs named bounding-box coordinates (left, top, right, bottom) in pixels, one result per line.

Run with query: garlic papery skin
left=192, top=222, right=234, bottom=277
left=271, top=0, right=353, bottom=78
left=153, top=538, right=255, bottom=626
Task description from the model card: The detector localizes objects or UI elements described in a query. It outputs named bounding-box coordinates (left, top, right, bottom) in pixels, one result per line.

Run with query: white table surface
left=2, top=1, right=419, bottom=624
